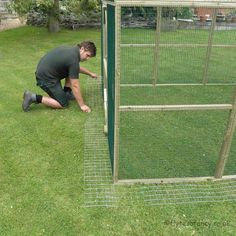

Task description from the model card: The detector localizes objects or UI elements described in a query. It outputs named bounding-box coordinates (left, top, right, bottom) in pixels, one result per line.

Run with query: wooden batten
left=120, top=104, right=232, bottom=112
left=215, top=87, right=236, bottom=178
left=116, top=175, right=236, bottom=185
left=113, top=5, right=121, bottom=183
left=110, top=0, right=236, bottom=8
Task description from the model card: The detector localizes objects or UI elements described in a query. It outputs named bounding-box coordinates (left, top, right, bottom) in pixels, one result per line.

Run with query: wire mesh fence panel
left=208, top=8, right=236, bottom=83
left=208, top=47, right=236, bottom=83
left=118, top=110, right=231, bottom=180
left=115, top=5, right=236, bottom=182
left=120, top=6, right=236, bottom=85
left=83, top=76, right=236, bottom=206
left=120, top=86, right=235, bottom=106
left=121, top=47, right=155, bottom=84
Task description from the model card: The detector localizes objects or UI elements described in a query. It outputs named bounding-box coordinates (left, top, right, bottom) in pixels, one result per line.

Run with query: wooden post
left=103, top=5, right=109, bottom=134
left=113, top=5, right=121, bottom=183
left=215, top=86, right=236, bottom=178
left=153, top=7, right=162, bottom=86
left=103, top=5, right=108, bottom=90
left=202, top=8, right=217, bottom=85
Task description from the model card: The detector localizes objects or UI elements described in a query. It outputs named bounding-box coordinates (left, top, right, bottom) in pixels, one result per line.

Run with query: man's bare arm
left=70, top=78, right=91, bottom=112
left=80, top=66, right=97, bottom=79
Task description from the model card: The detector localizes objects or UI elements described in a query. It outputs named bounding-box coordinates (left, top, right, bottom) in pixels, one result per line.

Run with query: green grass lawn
left=1, top=26, right=236, bottom=236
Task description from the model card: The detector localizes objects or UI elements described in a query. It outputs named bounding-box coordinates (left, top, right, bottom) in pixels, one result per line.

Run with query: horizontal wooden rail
left=121, top=44, right=236, bottom=48
left=120, top=83, right=236, bottom=87
left=120, top=104, right=232, bottom=112
left=114, top=0, right=236, bottom=8
left=116, top=175, right=236, bottom=185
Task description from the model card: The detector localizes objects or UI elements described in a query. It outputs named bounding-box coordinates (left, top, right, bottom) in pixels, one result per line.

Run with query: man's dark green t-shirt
left=36, top=46, right=80, bottom=82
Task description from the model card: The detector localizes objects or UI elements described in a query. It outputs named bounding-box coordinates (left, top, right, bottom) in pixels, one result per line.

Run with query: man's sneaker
left=66, top=91, right=75, bottom=100
left=22, top=91, right=35, bottom=112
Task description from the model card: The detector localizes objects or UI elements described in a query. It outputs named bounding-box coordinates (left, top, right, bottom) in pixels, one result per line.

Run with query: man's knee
left=37, top=80, right=69, bottom=108
left=57, top=97, right=69, bottom=108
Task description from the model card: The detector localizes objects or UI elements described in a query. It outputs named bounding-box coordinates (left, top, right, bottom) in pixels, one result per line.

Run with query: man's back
left=36, top=46, right=80, bottom=81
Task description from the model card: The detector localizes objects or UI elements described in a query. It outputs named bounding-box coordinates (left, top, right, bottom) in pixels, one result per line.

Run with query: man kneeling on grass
left=22, top=41, right=97, bottom=113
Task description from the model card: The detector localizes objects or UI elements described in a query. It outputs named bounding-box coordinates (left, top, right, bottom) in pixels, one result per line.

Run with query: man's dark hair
left=78, top=41, right=96, bottom=57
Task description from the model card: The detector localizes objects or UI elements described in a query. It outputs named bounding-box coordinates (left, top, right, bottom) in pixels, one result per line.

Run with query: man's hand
left=80, top=66, right=97, bottom=79
left=80, top=104, right=91, bottom=113
left=90, top=73, right=97, bottom=79
left=69, top=78, right=91, bottom=113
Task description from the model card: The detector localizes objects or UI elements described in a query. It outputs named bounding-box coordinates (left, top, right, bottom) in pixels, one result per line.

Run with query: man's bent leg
left=41, top=96, right=63, bottom=108
left=22, top=90, right=63, bottom=111
left=38, top=80, right=69, bottom=108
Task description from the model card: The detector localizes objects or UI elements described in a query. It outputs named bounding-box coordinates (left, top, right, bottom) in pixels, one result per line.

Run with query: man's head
left=78, top=41, right=96, bottom=62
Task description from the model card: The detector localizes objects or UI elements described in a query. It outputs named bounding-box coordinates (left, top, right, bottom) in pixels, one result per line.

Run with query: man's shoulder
left=51, top=45, right=72, bottom=53
left=53, top=45, right=79, bottom=57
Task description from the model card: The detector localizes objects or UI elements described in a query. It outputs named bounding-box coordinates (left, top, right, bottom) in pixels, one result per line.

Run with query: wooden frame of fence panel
left=103, top=0, right=236, bottom=184
left=113, top=5, right=121, bottom=183
left=121, top=44, right=236, bottom=48
left=120, top=104, right=232, bottom=112
left=102, top=4, right=108, bottom=133
left=202, top=8, right=217, bottom=85
left=152, top=7, right=162, bottom=86
left=102, top=4, right=108, bottom=90
left=113, top=0, right=236, bottom=8
left=116, top=175, right=236, bottom=185
left=215, top=86, right=236, bottom=178
left=120, top=83, right=236, bottom=87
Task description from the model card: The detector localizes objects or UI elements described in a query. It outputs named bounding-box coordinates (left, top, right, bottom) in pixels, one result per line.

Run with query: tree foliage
left=10, top=0, right=101, bottom=31
left=10, top=0, right=35, bottom=16
left=11, top=0, right=61, bottom=32
left=62, top=0, right=101, bottom=13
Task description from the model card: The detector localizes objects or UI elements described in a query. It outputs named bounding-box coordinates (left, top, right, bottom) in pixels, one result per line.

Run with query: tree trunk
left=48, top=0, right=60, bottom=33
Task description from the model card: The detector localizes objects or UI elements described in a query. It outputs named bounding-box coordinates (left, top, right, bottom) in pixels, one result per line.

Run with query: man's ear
left=80, top=47, right=85, bottom=52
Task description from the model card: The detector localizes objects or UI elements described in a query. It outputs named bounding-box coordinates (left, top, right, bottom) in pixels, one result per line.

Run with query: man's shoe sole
left=22, top=91, right=33, bottom=112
